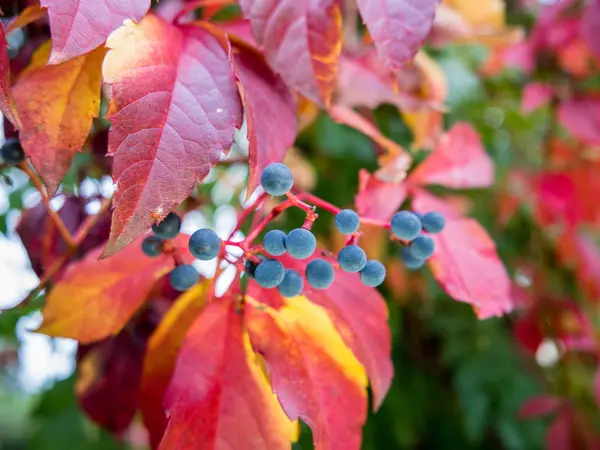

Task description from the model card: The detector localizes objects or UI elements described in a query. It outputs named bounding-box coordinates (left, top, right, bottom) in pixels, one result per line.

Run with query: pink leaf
left=412, top=190, right=513, bottom=318
left=409, top=122, right=494, bottom=189
left=101, top=16, right=242, bottom=256
left=40, top=0, right=150, bottom=64
left=233, top=47, right=296, bottom=194
left=557, top=97, right=600, bottom=146
left=522, top=83, right=554, bottom=113
left=518, top=395, right=561, bottom=419
left=0, top=25, right=21, bottom=128
left=547, top=412, right=572, bottom=450
left=356, top=0, right=438, bottom=70
left=580, top=0, right=600, bottom=58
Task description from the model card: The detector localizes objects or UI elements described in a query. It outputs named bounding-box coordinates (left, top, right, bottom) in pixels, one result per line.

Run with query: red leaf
left=556, top=231, right=600, bottom=301
left=245, top=296, right=368, bottom=450
left=581, top=0, right=600, bottom=58
left=101, top=16, right=242, bottom=256
left=239, top=0, right=342, bottom=106
left=412, top=190, right=513, bottom=318
left=40, top=0, right=150, bottom=64
left=0, top=25, right=21, bottom=128
left=259, top=254, right=393, bottom=410
left=356, top=0, right=438, bottom=70
left=518, top=395, right=561, bottom=419
left=557, top=97, right=600, bottom=146
left=410, top=122, right=494, bottom=189
left=160, top=298, right=291, bottom=449
left=522, top=82, right=554, bottom=113
left=547, top=412, right=572, bottom=450
left=38, top=234, right=193, bottom=343
left=233, top=46, right=296, bottom=194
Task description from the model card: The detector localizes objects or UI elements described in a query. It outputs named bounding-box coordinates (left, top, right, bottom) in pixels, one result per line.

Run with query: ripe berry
left=189, top=228, right=221, bottom=260
left=335, top=209, right=360, bottom=234
left=263, top=229, right=287, bottom=256
left=410, top=235, right=435, bottom=259
left=244, top=256, right=264, bottom=279
left=142, top=235, right=163, bottom=257
left=260, top=163, right=294, bottom=196
left=152, top=212, right=182, bottom=239
left=1, top=138, right=24, bottom=164
left=254, top=259, right=286, bottom=288
left=337, top=245, right=367, bottom=273
left=400, top=247, right=425, bottom=270
left=391, top=211, right=421, bottom=241
left=360, top=260, right=386, bottom=287
left=305, top=259, right=334, bottom=289
left=286, top=228, right=316, bottom=260
left=170, top=264, right=199, bottom=291
left=278, top=269, right=304, bottom=297
left=421, top=212, right=446, bottom=234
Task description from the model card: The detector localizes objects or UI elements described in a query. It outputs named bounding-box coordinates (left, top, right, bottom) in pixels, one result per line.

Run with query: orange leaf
left=5, top=4, right=47, bottom=34
left=0, top=25, right=21, bottom=128
left=239, top=0, right=342, bottom=106
left=37, top=234, right=193, bottom=343
left=140, top=282, right=208, bottom=449
left=245, top=296, right=368, bottom=450
left=160, top=297, right=291, bottom=449
left=12, top=41, right=105, bottom=195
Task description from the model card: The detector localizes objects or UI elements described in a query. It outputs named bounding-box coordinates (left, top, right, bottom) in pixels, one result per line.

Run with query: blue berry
left=305, top=259, right=335, bottom=289
left=391, top=211, right=422, bottom=241
left=254, top=259, right=286, bottom=288
left=337, top=245, right=367, bottom=273
left=260, top=163, right=294, bottom=196
left=360, top=260, right=386, bottom=287
left=286, top=228, right=316, bottom=259
left=278, top=269, right=304, bottom=297
left=263, top=230, right=287, bottom=256
left=142, top=235, right=163, bottom=257
left=410, top=235, right=435, bottom=259
left=189, top=228, right=221, bottom=260
left=152, top=212, right=182, bottom=239
left=244, top=256, right=264, bottom=279
left=400, top=247, right=425, bottom=270
left=1, top=138, right=24, bottom=164
left=170, top=264, right=199, bottom=291
left=335, top=209, right=360, bottom=234
left=421, top=212, right=446, bottom=234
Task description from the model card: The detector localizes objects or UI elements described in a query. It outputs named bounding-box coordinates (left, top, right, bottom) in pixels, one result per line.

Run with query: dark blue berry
left=170, top=264, right=199, bottom=291
left=360, top=260, right=386, bottom=287
left=278, top=269, right=304, bottom=297
left=189, top=228, right=221, bottom=260
left=335, top=209, right=360, bottom=234
left=400, top=247, right=425, bottom=270
left=152, top=212, right=182, bottom=239
left=254, top=259, right=286, bottom=288
left=263, top=229, right=287, bottom=256
left=286, top=228, right=316, bottom=259
left=244, top=256, right=264, bottom=279
left=421, top=212, right=446, bottom=234
left=391, top=211, right=422, bottom=241
left=142, top=235, right=163, bottom=257
left=337, top=245, right=367, bottom=273
left=410, top=235, right=435, bottom=259
left=305, top=259, right=334, bottom=289
left=1, top=139, right=24, bottom=164
left=260, top=163, right=294, bottom=196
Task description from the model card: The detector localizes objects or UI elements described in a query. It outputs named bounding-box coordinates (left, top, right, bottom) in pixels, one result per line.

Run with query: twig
left=19, top=162, right=76, bottom=248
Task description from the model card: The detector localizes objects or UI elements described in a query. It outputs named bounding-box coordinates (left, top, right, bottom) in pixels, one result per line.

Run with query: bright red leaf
left=233, top=46, right=296, bottom=194
left=0, top=24, right=21, bottom=129
left=160, top=297, right=291, bottom=449
left=518, top=395, right=561, bottom=419
left=101, top=15, right=242, bottom=256
left=557, top=97, right=600, bottom=146
left=40, top=0, right=150, bottom=64
left=356, top=0, right=438, bottom=70
left=246, top=296, right=368, bottom=450
left=547, top=412, right=572, bottom=450
left=522, top=82, right=554, bottom=113
left=581, top=0, right=600, bottom=58
left=410, top=122, right=494, bottom=189
left=37, top=234, right=193, bottom=343
left=239, top=0, right=342, bottom=106
left=412, top=190, right=513, bottom=318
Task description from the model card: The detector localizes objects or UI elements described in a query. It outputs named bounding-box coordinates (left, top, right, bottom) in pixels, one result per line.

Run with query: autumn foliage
left=1, top=0, right=600, bottom=448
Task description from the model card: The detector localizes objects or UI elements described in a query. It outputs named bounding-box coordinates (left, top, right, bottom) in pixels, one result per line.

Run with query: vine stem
left=19, top=162, right=76, bottom=249
left=9, top=197, right=113, bottom=311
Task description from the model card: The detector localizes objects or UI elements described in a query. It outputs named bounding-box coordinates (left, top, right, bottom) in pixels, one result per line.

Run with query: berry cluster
left=391, top=210, right=446, bottom=269
left=0, top=138, right=25, bottom=165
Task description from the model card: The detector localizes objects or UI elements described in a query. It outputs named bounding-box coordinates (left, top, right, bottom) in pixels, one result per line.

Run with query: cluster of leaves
left=0, top=0, right=599, bottom=448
